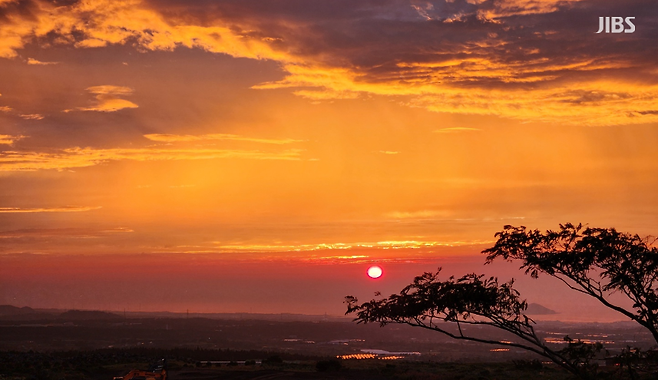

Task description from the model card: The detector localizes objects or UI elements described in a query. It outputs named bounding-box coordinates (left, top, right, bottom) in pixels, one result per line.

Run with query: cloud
left=144, top=133, right=303, bottom=145
left=75, top=38, right=107, bottom=48
left=0, top=146, right=304, bottom=171
left=378, top=151, right=399, bottom=155
left=476, top=0, right=584, bottom=18
left=434, top=127, right=482, bottom=133
left=0, top=134, right=25, bottom=145
left=19, top=113, right=43, bottom=120
left=211, top=239, right=491, bottom=253
left=67, top=85, right=138, bottom=112
left=87, top=85, right=133, bottom=96
left=26, top=57, right=57, bottom=65
left=0, top=227, right=132, bottom=239
left=0, top=0, right=293, bottom=60
left=0, top=103, right=43, bottom=120
left=1, top=0, right=657, bottom=125
left=0, top=206, right=101, bottom=213
left=384, top=210, right=451, bottom=219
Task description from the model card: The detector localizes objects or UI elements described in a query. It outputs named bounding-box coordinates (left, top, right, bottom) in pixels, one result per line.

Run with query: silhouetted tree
left=316, top=359, right=342, bottom=372
left=345, top=269, right=601, bottom=379
left=483, top=223, right=658, bottom=344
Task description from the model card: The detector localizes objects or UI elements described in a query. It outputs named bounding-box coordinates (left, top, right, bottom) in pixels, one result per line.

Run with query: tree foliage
left=483, top=223, right=658, bottom=344
left=346, top=269, right=601, bottom=378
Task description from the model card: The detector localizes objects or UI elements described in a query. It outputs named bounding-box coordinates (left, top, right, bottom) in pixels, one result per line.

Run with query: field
left=1, top=309, right=657, bottom=379
left=0, top=349, right=577, bottom=380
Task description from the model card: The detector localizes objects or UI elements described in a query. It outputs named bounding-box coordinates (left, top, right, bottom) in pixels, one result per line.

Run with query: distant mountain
left=526, top=303, right=558, bottom=315
left=58, top=310, right=122, bottom=321
left=0, top=305, right=36, bottom=316
left=0, top=305, right=349, bottom=322
left=122, top=311, right=350, bottom=322
left=0, top=305, right=56, bottom=321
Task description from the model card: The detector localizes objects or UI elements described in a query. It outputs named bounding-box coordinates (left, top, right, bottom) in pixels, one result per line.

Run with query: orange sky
left=1, top=0, right=657, bottom=320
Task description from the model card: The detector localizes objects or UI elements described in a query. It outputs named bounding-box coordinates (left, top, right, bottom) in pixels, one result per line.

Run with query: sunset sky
left=1, top=0, right=658, bottom=320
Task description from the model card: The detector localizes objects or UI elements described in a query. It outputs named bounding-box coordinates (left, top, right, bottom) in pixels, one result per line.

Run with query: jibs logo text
left=596, top=17, right=635, bottom=33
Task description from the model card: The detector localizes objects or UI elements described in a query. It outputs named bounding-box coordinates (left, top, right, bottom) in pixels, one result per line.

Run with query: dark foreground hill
left=0, top=348, right=588, bottom=380
left=3, top=348, right=658, bottom=380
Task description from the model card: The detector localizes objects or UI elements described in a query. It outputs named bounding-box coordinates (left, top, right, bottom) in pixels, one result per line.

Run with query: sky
left=1, top=0, right=658, bottom=320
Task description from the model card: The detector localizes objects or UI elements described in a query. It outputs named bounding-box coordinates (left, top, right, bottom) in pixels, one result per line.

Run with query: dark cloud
left=139, top=0, right=658, bottom=95
left=0, top=0, right=40, bottom=22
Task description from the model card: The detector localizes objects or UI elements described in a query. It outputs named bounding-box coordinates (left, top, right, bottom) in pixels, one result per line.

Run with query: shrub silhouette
left=316, top=359, right=341, bottom=372
left=484, top=223, right=658, bottom=344
left=346, top=269, right=601, bottom=379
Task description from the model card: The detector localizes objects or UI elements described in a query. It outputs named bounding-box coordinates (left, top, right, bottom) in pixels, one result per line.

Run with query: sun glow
left=367, top=265, right=383, bottom=279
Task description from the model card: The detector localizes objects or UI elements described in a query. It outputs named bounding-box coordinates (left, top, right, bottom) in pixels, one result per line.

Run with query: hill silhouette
left=525, top=303, right=558, bottom=315
left=0, top=305, right=36, bottom=316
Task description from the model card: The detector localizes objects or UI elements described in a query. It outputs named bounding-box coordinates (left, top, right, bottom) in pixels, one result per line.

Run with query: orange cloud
left=255, top=62, right=658, bottom=126
left=19, top=114, right=44, bottom=120
left=0, top=146, right=304, bottom=171
left=384, top=210, right=451, bottom=219
left=144, top=133, right=303, bottom=145
left=209, top=239, right=493, bottom=254
left=434, top=127, right=482, bottom=133
left=0, top=0, right=32, bottom=58
left=67, top=85, right=138, bottom=112
left=477, top=0, right=584, bottom=18
left=0, top=97, right=10, bottom=113
left=0, top=134, right=25, bottom=145
left=0, top=0, right=293, bottom=61
left=0, top=206, right=101, bottom=213
left=0, top=227, right=132, bottom=238
left=26, top=57, right=57, bottom=65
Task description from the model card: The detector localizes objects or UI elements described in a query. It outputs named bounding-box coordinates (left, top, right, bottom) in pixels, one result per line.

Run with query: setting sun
left=367, top=266, right=383, bottom=279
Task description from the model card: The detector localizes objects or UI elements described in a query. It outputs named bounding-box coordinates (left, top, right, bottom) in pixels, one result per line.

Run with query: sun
left=367, top=265, right=383, bottom=279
